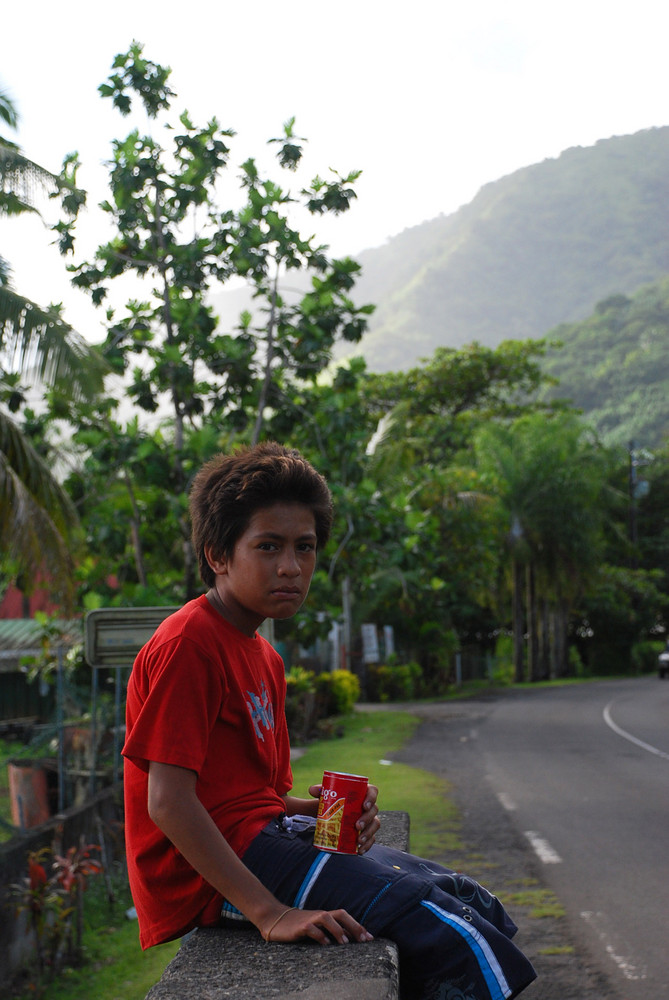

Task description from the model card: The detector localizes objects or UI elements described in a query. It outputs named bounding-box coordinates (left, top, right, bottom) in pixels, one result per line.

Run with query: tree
left=56, top=44, right=372, bottom=605
left=268, top=342, right=555, bottom=688
left=363, top=339, right=555, bottom=467
left=0, top=86, right=106, bottom=608
left=225, top=118, right=373, bottom=445
left=474, top=412, right=609, bottom=680
left=572, top=441, right=669, bottom=674
left=266, top=357, right=398, bottom=667
left=355, top=342, right=557, bottom=677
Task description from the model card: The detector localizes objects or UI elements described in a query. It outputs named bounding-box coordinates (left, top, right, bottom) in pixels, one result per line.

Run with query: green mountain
left=541, top=278, right=669, bottom=450
left=209, top=127, right=669, bottom=447
left=352, top=126, right=669, bottom=372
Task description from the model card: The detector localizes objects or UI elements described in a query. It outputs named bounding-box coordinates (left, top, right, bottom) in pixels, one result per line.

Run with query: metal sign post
left=84, top=607, right=179, bottom=794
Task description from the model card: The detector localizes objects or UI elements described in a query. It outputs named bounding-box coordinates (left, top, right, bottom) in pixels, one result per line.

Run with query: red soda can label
left=313, top=770, right=369, bottom=854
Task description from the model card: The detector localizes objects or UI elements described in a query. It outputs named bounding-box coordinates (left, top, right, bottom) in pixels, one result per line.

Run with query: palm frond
left=0, top=286, right=108, bottom=400
left=0, top=88, right=19, bottom=130
left=0, top=141, right=58, bottom=216
left=451, top=490, right=493, bottom=509
left=0, top=410, right=77, bottom=532
left=0, top=412, right=76, bottom=608
left=0, top=254, right=10, bottom=287
left=367, top=405, right=423, bottom=479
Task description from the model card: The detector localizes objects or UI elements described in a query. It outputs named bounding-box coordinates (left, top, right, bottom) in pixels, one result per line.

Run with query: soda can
left=313, top=770, right=369, bottom=854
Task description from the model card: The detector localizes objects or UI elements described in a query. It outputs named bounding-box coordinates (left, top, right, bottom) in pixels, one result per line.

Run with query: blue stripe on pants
left=420, top=899, right=512, bottom=1000
left=294, top=852, right=331, bottom=908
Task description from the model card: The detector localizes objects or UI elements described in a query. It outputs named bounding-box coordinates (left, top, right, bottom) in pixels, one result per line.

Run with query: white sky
left=3, top=0, right=669, bottom=343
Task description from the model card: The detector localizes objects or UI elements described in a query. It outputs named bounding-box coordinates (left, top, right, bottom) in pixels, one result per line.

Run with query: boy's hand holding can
left=312, top=772, right=380, bottom=855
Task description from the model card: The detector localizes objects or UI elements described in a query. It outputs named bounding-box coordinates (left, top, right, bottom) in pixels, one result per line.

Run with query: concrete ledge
left=146, top=931, right=400, bottom=1000
left=146, top=810, right=410, bottom=1000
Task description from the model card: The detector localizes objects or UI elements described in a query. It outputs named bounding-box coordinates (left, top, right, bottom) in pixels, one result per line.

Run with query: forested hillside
left=208, top=126, right=669, bottom=448
left=541, top=278, right=669, bottom=449
left=351, top=126, right=669, bottom=371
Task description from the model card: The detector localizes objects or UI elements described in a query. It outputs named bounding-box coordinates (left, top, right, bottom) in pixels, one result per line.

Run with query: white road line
left=496, top=792, right=516, bottom=812
left=603, top=702, right=669, bottom=761
left=581, top=911, right=646, bottom=981
left=523, top=830, right=562, bottom=864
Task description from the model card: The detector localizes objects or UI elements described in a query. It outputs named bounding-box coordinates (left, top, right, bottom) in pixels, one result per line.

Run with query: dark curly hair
left=189, top=442, right=334, bottom=588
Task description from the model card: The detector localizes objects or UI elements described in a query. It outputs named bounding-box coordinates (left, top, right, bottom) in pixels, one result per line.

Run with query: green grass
left=26, top=923, right=180, bottom=1000
left=504, top=887, right=566, bottom=920
left=291, top=710, right=463, bottom=859
left=5, top=709, right=463, bottom=999
left=538, top=944, right=575, bottom=956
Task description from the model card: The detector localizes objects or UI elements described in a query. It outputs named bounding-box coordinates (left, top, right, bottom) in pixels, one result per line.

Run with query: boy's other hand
left=264, top=905, right=374, bottom=946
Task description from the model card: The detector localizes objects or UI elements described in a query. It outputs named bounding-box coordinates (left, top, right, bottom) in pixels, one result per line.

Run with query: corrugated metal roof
left=0, top=619, right=82, bottom=669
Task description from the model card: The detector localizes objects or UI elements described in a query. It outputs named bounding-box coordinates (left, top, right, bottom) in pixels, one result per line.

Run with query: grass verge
left=291, top=710, right=465, bottom=859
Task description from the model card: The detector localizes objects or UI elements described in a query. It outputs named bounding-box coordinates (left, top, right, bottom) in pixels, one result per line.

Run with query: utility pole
left=629, top=440, right=638, bottom=568
left=341, top=576, right=352, bottom=671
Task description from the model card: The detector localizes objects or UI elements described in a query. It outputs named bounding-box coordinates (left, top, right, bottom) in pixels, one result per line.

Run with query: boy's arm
left=283, top=790, right=320, bottom=817
left=148, top=761, right=373, bottom=944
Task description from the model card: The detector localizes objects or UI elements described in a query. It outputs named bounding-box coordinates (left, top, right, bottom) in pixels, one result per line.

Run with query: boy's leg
left=242, top=820, right=536, bottom=1000
left=366, top=844, right=518, bottom=936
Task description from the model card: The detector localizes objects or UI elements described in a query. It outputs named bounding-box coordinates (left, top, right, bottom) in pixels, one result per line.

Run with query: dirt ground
left=379, top=699, right=624, bottom=1000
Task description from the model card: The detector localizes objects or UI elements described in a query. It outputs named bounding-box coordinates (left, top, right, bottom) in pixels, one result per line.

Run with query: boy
left=123, top=442, right=536, bottom=999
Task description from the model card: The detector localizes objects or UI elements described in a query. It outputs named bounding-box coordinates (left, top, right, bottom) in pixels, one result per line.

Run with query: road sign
left=84, top=607, right=179, bottom=668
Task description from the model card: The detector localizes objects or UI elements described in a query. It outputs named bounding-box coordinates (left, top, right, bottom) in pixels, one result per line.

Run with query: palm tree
left=1, top=86, right=107, bottom=609
left=474, top=413, right=607, bottom=680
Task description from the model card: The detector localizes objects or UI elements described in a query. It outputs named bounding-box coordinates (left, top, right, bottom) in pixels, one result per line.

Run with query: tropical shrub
left=9, top=842, right=102, bottom=992
left=284, top=667, right=317, bottom=744
left=315, top=669, right=361, bottom=716
left=491, top=634, right=514, bottom=686
left=284, top=667, right=361, bottom=743
left=366, top=661, right=423, bottom=702
left=630, top=639, right=665, bottom=675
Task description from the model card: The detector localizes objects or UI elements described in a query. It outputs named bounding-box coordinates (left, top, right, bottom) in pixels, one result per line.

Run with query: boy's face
left=205, top=502, right=318, bottom=636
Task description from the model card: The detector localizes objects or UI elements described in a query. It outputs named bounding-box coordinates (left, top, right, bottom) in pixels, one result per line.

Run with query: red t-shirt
left=122, top=595, right=293, bottom=948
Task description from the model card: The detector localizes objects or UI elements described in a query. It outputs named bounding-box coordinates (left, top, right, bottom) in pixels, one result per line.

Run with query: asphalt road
left=388, top=676, right=669, bottom=1000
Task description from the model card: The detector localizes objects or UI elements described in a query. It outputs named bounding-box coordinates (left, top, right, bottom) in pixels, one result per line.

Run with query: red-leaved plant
left=10, top=839, right=102, bottom=994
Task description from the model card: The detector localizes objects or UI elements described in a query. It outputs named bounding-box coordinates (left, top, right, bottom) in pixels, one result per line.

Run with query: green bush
left=631, top=639, right=664, bottom=674
left=315, top=669, right=361, bottom=715
left=492, top=634, right=514, bottom=686
left=284, top=667, right=317, bottom=744
left=284, top=667, right=360, bottom=744
left=367, top=661, right=423, bottom=702
left=285, top=665, right=316, bottom=694
left=568, top=644, right=586, bottom=677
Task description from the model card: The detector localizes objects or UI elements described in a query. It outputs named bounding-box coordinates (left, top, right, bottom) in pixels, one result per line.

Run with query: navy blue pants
left=239, top=817, right=537, bottom=1000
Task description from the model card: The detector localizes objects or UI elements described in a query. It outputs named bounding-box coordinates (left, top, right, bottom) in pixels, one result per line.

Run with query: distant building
left=0, top=583, right=81, bottom=724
